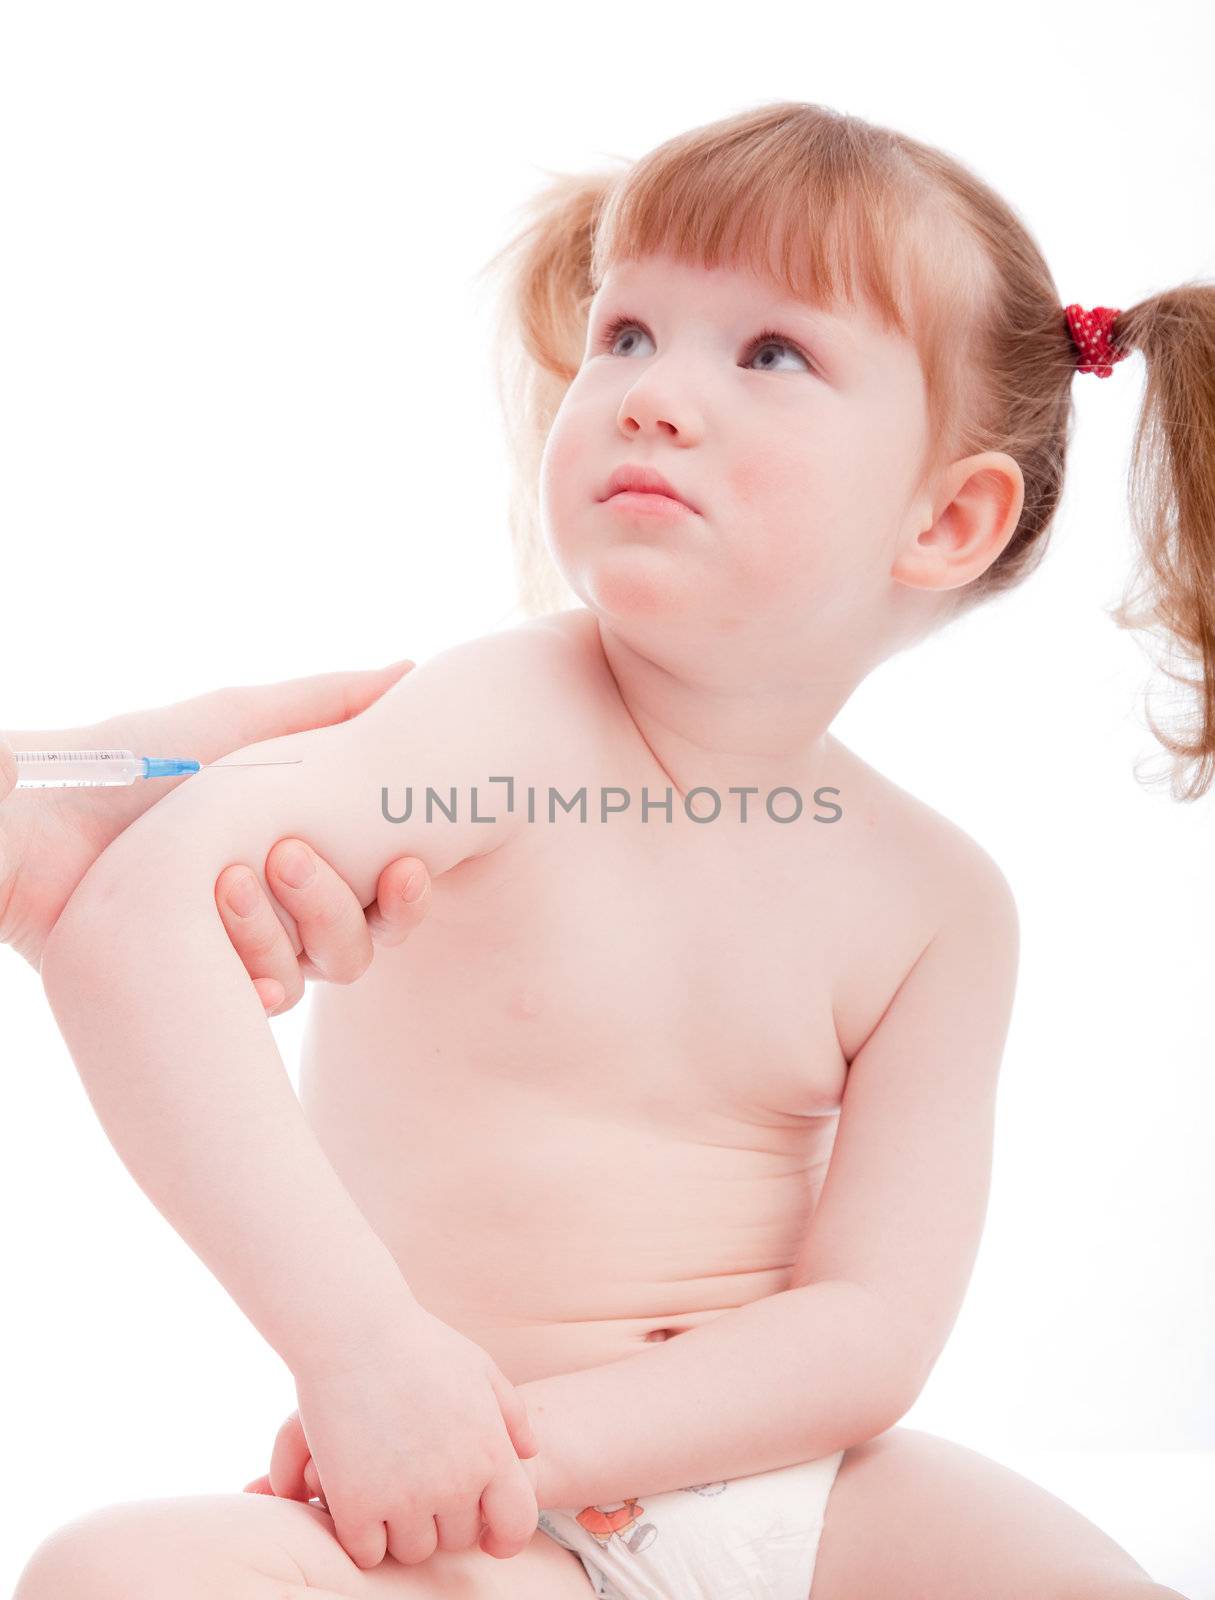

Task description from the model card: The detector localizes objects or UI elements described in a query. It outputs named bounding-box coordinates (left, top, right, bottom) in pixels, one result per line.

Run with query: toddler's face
left=540, top=251, right=933, bottom=659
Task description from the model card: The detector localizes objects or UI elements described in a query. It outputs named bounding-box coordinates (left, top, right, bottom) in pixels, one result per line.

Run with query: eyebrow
left=592, top=291, right=858, bottom=354
left=769, top=302, right=859, bottom=353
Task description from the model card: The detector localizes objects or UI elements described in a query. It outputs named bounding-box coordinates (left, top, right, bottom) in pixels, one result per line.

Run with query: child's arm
left=517, top=835, right=1021, bottom=1507
left=38, top=628, right=556, bottom=1377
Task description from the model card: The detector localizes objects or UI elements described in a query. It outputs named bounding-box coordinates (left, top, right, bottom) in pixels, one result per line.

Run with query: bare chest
left=298, top=635, right=936, bottom=1378
left=468, top=788, right=853, bottom=1124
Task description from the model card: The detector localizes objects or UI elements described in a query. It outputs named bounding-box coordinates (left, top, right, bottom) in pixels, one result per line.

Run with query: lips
left=601, top=464, right=698, bottom=513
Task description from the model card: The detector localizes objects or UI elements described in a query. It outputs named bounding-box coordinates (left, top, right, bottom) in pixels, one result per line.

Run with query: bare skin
left=12, top=611, right=1185, bottom=1600
left=0, top=663, right=434, bottom=1000
left=11, top=242, right=1189, bottom=1596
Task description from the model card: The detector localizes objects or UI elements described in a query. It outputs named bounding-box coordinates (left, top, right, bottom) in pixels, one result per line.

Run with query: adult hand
left=0, top=663, right=432, bottom=992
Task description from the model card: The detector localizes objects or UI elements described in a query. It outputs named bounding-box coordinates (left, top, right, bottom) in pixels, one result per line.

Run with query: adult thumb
left=224, top=660, right=416, bottom=748
left=485, top=1363, right=539, bottom=1459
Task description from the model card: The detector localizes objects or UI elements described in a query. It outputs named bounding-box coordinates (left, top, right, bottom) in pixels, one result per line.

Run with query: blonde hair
left=474, top=101, right=1215, bottom=800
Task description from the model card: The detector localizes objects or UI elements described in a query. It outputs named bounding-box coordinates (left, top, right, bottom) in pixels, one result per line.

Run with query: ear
left=891, top=452, right=1025, bottom=593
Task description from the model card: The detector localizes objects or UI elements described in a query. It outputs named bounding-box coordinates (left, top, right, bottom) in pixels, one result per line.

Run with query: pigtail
left=473, top=164, right=627, bottom=619
left=1107, top=284, right=1215, bottom=800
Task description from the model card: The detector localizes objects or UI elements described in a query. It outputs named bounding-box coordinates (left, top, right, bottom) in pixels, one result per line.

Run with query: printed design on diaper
left=540, top=1461, right=843, bottom=1597
left=538, top=1481, right=741, bottom=1600
left=572, top=1479, right=730, bottom=1556
left=574, top=1496, right=651, bottom=1552
left=537, top=1510, right=635, bottom=1600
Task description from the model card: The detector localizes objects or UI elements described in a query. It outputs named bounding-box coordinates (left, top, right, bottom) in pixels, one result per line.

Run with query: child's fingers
left=242, top=1467, right=323, bottom=1507
left=268, top=1408, right=314, bottom=1503
left=304, top=1456, right=327, bottom=1507
left=484, top=1361, right=540, bottom=1459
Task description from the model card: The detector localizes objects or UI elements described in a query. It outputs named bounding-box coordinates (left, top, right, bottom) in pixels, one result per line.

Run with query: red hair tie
left=1064, top=303, right=1129, bottom=378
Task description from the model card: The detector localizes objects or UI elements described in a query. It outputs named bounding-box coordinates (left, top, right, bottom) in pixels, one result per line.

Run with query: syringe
left=14, top=749, right=302, bottom=789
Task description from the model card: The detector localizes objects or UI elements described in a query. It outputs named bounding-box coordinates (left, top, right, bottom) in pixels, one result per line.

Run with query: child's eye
left=595, top=313, right=815, bottom=374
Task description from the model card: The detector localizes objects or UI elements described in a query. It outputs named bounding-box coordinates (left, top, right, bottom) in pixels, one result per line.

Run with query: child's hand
left=242, top=1407, right=328, bottom=1507
left=243, top=1407, right=542, bottom=1516
left=282, top=1301, right=541, bottom=1570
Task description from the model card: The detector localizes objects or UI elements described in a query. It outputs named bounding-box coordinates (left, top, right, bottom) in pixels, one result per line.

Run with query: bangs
left=490, top=101, right=1117, bottom=712
left=587, top=101, right=991, bottom=475
left=588, top=103, right=927, bottom=340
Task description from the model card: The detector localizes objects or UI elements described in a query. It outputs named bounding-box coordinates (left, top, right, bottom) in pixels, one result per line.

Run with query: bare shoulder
left=828, top=735, right=1018, bottom=936
left=378, top=608, right=591, bottom=698
left=462, top=605, right=612, bottom=744
left=513, top=603, right=609, bottom=688
left=353, top=609, right=600, bottom=760
left=824, top=737, right=1019, bottom=1062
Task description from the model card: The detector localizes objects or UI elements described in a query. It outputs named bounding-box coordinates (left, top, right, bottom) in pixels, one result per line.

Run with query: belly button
left=644, top=1327, right=673, bottom=1342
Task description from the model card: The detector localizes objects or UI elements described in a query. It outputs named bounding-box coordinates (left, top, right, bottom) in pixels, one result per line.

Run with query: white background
left=1, top=0, right=1211, bottom=1593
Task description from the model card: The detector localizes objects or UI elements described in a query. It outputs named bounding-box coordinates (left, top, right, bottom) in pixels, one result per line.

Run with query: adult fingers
left=211, top=660, right=416, bottom=754
left=218, top=847, right=431, bottom=1014
left=214, top=865, right=305, bottom=1015
left=264, top=840, right=374, bottom=986
left=365, top=856, right=433, bottom=947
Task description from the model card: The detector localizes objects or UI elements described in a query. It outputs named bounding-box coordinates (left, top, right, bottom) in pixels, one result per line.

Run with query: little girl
left=20, top=100, right=1210, bottom=1600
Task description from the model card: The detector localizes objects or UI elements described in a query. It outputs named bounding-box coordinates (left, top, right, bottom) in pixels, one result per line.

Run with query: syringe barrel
left=14, top=749, right=144, bottom=788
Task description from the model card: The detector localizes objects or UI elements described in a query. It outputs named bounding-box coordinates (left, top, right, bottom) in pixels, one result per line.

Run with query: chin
left=578, top=550, right=721, bottom=642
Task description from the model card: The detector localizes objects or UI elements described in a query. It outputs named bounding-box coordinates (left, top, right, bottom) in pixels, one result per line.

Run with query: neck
left=589, top=611, right=863, bottom=804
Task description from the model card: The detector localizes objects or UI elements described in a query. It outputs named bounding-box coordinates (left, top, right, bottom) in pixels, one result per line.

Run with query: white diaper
left=536, top=1449, right=846, bottom=1600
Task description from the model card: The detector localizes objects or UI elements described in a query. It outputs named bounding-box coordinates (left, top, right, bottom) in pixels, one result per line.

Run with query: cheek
left=537, top=412, right=596, bottom=577
left=725, top=419, right=890, bottom=602
left=727, top=447, right=790, bottom=506
left=539, top=417, right=581, bottom=524
left=724, top=444, right=832, bottom=592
